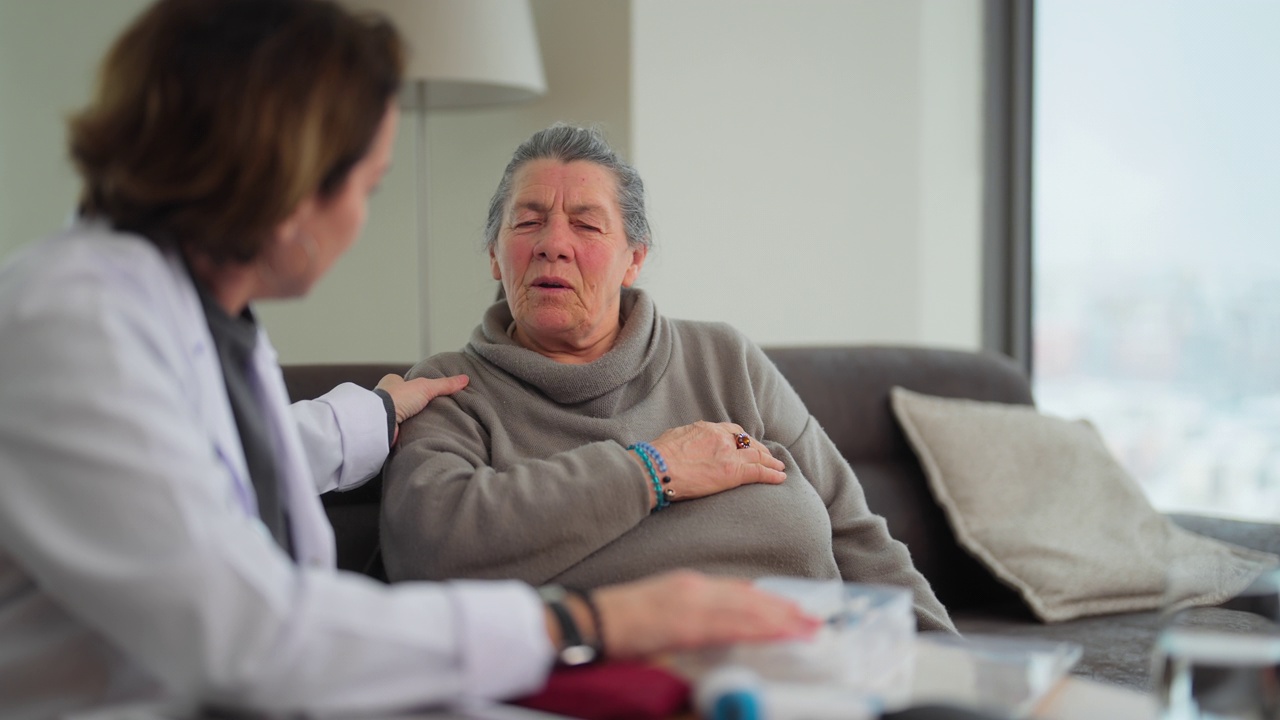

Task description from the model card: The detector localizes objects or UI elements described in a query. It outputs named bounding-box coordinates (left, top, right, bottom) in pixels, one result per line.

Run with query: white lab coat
left=0, top=224, right=551, bottom=719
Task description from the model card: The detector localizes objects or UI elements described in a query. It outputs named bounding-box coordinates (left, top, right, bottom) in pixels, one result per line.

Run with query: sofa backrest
left=284, top=346, right=1032, bottom=609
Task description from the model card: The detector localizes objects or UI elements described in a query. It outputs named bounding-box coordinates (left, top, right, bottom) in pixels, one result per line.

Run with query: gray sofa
left=283, top=345, right=1280, bottom=692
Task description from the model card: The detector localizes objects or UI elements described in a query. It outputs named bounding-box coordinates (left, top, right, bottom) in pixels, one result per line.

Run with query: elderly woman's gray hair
left=483, top=124, right=651, bottom=251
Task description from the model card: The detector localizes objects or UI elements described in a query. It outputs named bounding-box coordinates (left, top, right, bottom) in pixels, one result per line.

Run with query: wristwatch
left=538, top=584, right=601, bottom=666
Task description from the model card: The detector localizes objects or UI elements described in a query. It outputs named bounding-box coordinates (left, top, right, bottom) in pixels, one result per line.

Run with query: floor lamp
left=342, top=0, right=547, bottom=357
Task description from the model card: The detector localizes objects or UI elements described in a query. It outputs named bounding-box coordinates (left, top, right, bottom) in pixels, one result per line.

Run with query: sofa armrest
left=1169, top=512, right=1280, bottom=557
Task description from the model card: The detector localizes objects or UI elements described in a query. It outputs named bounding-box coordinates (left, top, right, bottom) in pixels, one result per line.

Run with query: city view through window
left=1033, top=1, right=1280, bottom=521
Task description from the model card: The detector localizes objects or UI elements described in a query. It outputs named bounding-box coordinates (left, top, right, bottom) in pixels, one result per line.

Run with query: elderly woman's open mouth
left=531, top=276, right=573, bottom=291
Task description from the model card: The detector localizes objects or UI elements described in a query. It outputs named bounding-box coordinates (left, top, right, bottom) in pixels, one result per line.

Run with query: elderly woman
left=383, top=124, right=954, bottom=632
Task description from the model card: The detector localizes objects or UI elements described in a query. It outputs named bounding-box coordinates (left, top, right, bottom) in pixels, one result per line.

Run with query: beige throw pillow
left=890, top=387, right=1279, bottom=623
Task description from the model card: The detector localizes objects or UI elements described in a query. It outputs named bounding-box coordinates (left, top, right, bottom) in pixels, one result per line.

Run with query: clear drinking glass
left=1153, top=563, right=1280, bottom=720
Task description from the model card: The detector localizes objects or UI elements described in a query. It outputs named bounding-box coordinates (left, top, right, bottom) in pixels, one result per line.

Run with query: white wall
left=917, top=0, right=984, bottom=349
left=0, top=0, right=983, bottom=364
left=631, top=0, right=983, bottom=348
left=0, top=0, right=151, bottom=259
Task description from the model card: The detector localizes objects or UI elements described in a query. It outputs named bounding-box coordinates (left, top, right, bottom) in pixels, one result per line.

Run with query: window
left=1031, top=0, right=1280, bottom=520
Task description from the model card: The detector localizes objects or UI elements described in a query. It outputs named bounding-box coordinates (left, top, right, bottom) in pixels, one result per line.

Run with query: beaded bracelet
left=633, top=441, right=668, bottom=474
left=633, top=441, right=675, bottom=505
left=628, top=444, right=668, bottom=510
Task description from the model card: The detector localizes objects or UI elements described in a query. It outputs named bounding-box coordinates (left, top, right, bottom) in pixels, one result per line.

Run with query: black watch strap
left=539, top=584, right=599, bottom=666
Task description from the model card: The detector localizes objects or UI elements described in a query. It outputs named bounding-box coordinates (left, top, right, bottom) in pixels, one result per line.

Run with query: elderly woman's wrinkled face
left=490, top=159, right=647, bottom=362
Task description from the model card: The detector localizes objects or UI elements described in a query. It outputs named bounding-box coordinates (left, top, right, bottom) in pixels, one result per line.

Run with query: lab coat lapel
left=162, top=246, right=332, bottom=567
left=162, top=250, right=258, bottom=518
left=251, top=332, right=336, bottom=569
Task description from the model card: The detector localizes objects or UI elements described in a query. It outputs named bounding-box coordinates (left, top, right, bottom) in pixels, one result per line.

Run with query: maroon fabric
left=512, top=662, right=690, bottom=720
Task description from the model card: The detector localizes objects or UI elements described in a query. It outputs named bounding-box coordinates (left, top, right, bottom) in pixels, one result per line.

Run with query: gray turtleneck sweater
left=382, top=289, right=954, bottom=632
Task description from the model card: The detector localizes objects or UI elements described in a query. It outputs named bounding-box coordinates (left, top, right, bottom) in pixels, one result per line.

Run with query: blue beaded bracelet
left=633, top=442, right=673, bottom=503
left=633, top=441, right=668, bottom=474
left=628, top=445, right=668, bottom=510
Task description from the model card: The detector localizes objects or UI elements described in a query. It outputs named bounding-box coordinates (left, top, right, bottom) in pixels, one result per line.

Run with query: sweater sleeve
left=742, top=341, right=957, bottom=633
left=381, top=389, right=653, bottom=586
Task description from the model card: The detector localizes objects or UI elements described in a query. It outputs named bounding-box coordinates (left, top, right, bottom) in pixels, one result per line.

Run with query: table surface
left=1033, top=676, right=1157, bottom=720
left=70, top=640, right=1160, bottom=720
left=69, top=680, right=1156, bottom=720
left=908, top=635, right=1158, bottom=720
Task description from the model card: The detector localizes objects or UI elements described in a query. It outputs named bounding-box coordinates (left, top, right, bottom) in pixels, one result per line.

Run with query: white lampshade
left=344, top=0, right=547, bottom=108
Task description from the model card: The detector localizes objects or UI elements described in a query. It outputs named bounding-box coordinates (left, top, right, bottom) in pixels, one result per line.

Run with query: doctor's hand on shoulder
left=376, top=373, right=469, bottom=445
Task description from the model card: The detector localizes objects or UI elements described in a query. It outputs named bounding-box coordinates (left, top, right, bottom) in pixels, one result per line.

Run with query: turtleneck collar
left=467, top=287, right=671, bottom=406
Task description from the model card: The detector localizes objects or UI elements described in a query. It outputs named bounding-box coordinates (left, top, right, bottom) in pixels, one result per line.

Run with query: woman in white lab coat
left=0, top=1, right=817, bottom=717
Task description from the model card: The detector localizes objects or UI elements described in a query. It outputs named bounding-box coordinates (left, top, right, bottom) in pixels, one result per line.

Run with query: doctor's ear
left=272, top=196, right=318, bottom=245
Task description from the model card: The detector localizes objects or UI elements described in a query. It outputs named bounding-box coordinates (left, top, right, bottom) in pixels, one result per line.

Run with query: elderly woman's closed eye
left=381, top=124, right=956, bottom=634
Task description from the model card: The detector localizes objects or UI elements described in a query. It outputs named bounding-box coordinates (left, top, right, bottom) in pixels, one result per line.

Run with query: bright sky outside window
left=1033, top=0, right=1280, bottom=520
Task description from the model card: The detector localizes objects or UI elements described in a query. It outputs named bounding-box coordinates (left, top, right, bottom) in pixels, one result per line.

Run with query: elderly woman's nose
left=532, top=217, right=574, bottom=259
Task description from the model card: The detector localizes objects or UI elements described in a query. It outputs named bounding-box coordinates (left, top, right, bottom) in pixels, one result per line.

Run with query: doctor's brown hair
left=69, top=0, right=404, bottom=264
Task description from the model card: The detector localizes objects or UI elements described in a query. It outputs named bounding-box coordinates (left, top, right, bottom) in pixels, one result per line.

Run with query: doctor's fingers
left=594, top=571, right=820, bottom=658
left=377, top=373, right=470, bottom=423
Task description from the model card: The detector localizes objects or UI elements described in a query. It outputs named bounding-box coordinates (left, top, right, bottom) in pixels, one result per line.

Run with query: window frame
left=981, top=0, right=1034, bottom=373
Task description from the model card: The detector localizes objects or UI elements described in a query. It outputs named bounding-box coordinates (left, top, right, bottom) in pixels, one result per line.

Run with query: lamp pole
left=413, top=82, right=433, bottom=358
